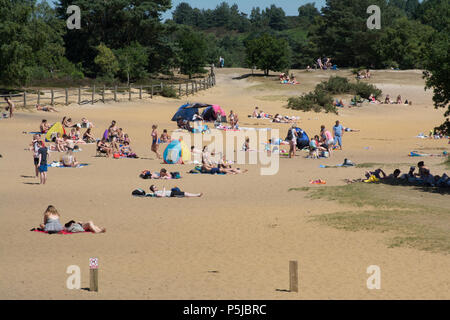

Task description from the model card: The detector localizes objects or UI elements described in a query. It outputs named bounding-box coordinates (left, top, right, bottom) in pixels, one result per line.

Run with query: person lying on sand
left=36, top=104, right=58, bottom=112
left=158, top=168, right=172, bottom=179
left=149, top=185, right=202, bottom=198
left=40, top=119, right=51, bottom=133
left=345, top=169, right=401, bottom=184
left=64, top=220, right=106, bottom=233
left=344, top=127, right=360, bottom=132
left=201, top=161, right=247, bottom=175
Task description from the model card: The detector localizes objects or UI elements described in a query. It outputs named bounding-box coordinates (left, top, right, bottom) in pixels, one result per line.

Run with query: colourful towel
left=31, top=229, right=93, bottom=235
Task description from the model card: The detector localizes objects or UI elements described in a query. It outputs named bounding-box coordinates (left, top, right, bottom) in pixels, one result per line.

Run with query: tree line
left=0, top=0, right=448, bottom=132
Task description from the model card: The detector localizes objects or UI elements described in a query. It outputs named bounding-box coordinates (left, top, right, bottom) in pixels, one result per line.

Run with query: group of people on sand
left=279, top=73, right=299, bottom=84
left=250, top=107, right=299, bottom=123
left=347, top=161, right=449, bottom=188
left=382, top=94, right=412, bottom=105
left=200, top=146, right=247, bottom=174
left=34, top=205, right=106, bottom=234
left=315, top=57, right=333, bottom=70
left=97, top=120, right=137, bottom=158
left=356, top=69, right=371, bottom=79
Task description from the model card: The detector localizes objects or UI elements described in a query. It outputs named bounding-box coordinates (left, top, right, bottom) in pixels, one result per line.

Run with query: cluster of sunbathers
left=279, top=73, right=299, bottom=84
left=97, top=120, right=138, bottom=158
left=346, top=161, right=449, bottom=188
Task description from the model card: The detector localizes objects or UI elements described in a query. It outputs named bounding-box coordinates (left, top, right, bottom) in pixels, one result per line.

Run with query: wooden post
left=129, top=84, right=132, bottom=101
left=179, top=83, right=181, bottom=97
left=23, top=91, right=26, bottom=108
left=90, top=269, right=98, bottom=292
left=65, top=88, right=69, bottom=105
left=102, top=85, right=105, bottom=103
left=192, top=82, right=194, bottom=94
left=37, top=90, right=40, bottom=105
left=186, top=82, right=189, bottom=96
left=289, top=261, right=298, bottom=293
left=139, top=85, right=142, bottom=99
left=89, top=258, right=99, bottom=292
left=160, top=82, right=163, bottom=91
left=114, top=85, right=117, bottom=102
left=151, top=85, right=154, bottom=99
left=51, top=89, right=54, bottom=105
left=78, top=87, right=81, bottom=104
left=92, top=85, right=95, bottom=105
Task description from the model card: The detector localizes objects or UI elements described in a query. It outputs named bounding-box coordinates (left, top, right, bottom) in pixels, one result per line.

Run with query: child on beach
left=37, top=140, right=49, bottom=184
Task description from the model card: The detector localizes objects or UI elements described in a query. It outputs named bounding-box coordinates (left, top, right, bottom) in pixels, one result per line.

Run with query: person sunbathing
left=158, top=168, right=172, bottom=179
left=120, top=141, right=138, bottom=158
left=396, top=95, right=403, bottom=104
left=80, top=117, right=94, bottom=128
left=344, top=127, right=360, bottom=132
left=149, top=185, right=202, bottom=198
left=160, top=129, right=171, bottom=143
left=36, top=104, right=58, bottom=112
left=83, top=128, right=96, bottom=143
left=108, top=120, right=118, bottom=140
left=61, top=150, right=79, bottom=167
left=384, top=95, right=392, bottom=104
left=110, top=136, right=120, bottom=153
left=252, top=107, right=259, bottom=118
left=39, top=205, right=64, bottom=233
left=97, top=138, right=112, bottom=157
left=117, top=128, right=125, bottom=143
left=55, top=133, right=66, bottom=152
left=40, top=119, right=51, bottom=133
left=64, top=220, right=106, bottom=233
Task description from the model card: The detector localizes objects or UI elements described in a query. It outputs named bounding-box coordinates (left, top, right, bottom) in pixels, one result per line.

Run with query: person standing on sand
left=288, top=125, right=298, bottom=158
left=333, top=120, right=344, bottom=150
left=151, top=125, right=161, bottom=159
left=37, top=140, right=49, bottom=184
left=4, top=97, right=14, bottom=118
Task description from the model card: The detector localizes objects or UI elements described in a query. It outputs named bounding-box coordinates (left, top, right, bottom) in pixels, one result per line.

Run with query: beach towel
left=47, top=161, right=88, bottom=168
left=31, top=228, right=93, bottom=235
left=310, top=179, right=326, bottom=185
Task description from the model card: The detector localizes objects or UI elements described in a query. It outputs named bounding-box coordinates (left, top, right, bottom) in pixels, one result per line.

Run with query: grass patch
left=290, top=183, right=450, bottom=253
left=312, top=209, right=450, bottom=253
left=444, top=157, right=450, bottom=169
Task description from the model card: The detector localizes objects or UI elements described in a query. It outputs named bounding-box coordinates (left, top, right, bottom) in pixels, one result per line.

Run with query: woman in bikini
left=151, top=125, right=161, bottom=159
left=160, top=129, right=171, bottom=143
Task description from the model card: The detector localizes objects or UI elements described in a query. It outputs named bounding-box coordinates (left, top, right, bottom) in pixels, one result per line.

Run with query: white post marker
left=89, top=258, right=99, bottom=292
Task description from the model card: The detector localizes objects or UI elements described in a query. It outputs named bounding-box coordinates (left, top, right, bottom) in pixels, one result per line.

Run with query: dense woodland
left=0, top=0, right=448, bottom=131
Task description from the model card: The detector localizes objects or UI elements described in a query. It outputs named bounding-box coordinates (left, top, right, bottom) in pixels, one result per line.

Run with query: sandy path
left=0, top=68, right=448, bottom=299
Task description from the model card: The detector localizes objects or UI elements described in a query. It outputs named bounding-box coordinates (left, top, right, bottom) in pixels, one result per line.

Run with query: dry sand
left=0, top=68, right=449, bottom=299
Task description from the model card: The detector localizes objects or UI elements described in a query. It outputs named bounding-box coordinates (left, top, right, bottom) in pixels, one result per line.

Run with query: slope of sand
left=0, top=68, right=449, bottom=299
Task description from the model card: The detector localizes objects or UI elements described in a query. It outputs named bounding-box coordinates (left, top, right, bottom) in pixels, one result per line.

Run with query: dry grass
left=290, top=183, right=450, bottom=253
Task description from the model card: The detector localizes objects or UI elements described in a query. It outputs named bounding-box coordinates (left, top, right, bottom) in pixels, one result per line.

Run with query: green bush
left=287, top=89, right=336, bottom=114
left=160, top=85, right=178, bottom=98
left=351, top=81, right=382, bottom=99
left=316, top=76, right=352, bottom=94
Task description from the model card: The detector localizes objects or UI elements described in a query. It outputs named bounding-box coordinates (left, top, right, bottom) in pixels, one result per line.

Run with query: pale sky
left=162, top=0, right=327, bottom=20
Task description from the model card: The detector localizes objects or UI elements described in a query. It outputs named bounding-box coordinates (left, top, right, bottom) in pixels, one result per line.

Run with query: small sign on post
left=89, top=258, right=99, bottom=292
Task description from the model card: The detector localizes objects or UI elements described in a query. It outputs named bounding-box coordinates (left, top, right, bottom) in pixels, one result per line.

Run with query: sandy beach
left=0, top=68, right=449, bottom=299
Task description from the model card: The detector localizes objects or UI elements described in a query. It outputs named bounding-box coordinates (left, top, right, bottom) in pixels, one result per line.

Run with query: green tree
left=115, top=42, right=149, bottom=84
left=94, top=43, right=119, bottom=79
left=177, top=30, right=208, bottom=79
left=298, top=3, right=320, bottom=25
left=423, top=31, right=450, bottom=134
left=245, top=34, right=291, bottom=76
